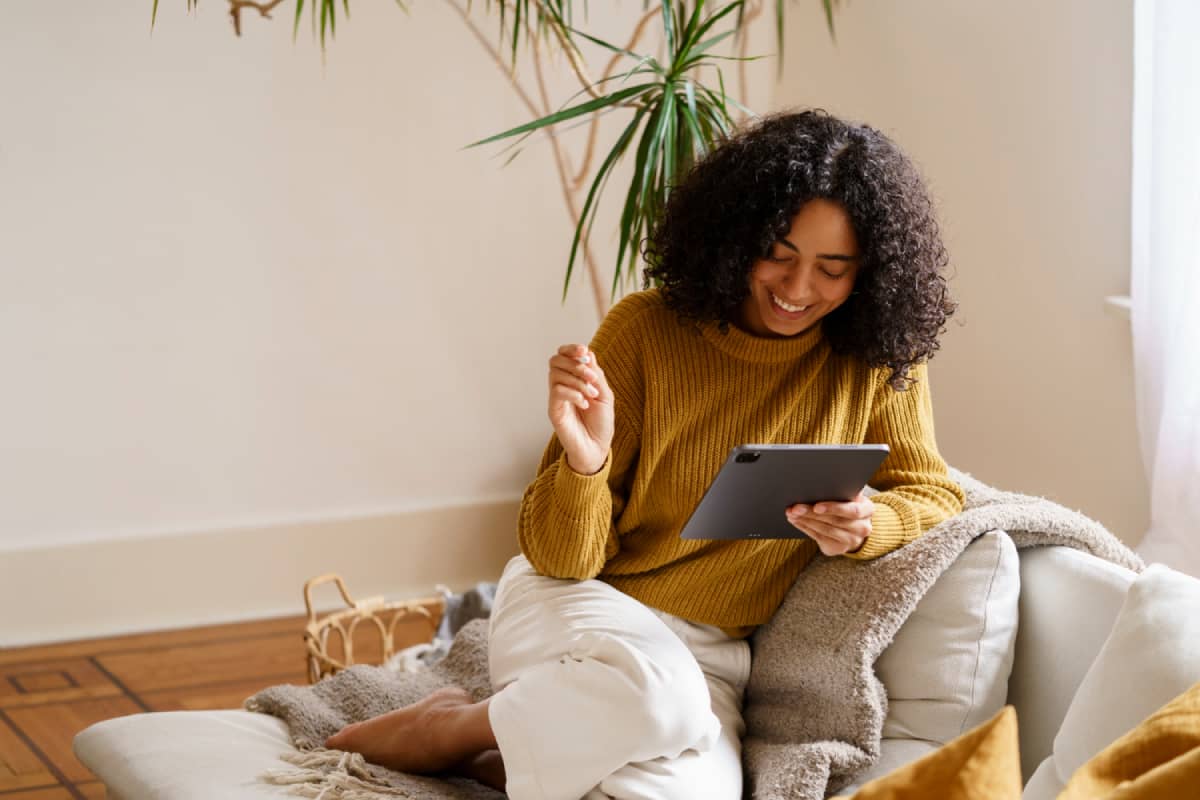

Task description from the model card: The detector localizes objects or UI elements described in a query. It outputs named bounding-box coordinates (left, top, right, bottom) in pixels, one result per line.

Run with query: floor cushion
left=74, top=709, right=296, bottom=799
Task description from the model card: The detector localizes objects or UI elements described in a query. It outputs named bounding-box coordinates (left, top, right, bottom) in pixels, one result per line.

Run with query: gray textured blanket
left=247, top=468, right=1143, bottom=799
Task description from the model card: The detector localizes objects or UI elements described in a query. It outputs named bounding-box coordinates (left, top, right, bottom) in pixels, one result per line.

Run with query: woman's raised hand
left=548, top=344, right=614, bottom=475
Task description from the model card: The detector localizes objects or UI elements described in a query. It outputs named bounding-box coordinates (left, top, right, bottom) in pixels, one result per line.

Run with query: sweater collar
left=699, top=318, right=826, bottom=363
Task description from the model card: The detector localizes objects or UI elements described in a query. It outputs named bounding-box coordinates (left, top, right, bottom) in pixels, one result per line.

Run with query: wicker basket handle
left=304, top=574, right=388, bottom=624
left=303, top=573, right=359, bottom=624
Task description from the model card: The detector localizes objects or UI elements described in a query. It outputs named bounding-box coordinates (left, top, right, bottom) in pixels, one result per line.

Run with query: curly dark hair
left=642, top=109, right=956, bottom=390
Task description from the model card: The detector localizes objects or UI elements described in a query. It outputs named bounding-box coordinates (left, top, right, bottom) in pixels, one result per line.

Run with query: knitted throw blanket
left=246, top=468, right=1143, bottom=799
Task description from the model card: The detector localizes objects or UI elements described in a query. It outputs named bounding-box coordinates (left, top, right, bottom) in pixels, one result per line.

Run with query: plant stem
left=227, top=0, right=288, bottom=35
left=571, top=6, right=660, bottom=190
left=447, top=0, right=608, bottom=319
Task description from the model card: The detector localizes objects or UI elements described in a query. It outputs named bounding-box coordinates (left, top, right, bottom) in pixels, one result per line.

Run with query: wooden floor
left=0, top=612, right=436, bottom=799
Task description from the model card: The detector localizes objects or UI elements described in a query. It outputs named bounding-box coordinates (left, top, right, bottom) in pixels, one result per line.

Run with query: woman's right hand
left=548, top=344, right=614, bottom=475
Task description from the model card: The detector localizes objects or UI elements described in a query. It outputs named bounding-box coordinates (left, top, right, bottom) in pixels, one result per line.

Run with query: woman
left=325, top=109, right=965, bottom=800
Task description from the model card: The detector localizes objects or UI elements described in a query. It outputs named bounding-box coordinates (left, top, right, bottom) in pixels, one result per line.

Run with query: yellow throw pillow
left=833, top=706, right=1022, bottom=800
left=1057, top=680, right=1200, bottom=800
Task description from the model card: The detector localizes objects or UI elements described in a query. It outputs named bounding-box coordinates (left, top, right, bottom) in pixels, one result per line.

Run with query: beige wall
left=0, top=3, right=596, bottom=554
left=0, top=1, right=1146, bottom=644
left=0, top=2, right=777, bottom=645
left=776, top=1, right=1148, bottom=543
left=0, top=2, right=605, bottom=644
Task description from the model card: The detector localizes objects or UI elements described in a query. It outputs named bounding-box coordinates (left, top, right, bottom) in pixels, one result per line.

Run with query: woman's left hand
left=786, top=492, right=875, bottom=556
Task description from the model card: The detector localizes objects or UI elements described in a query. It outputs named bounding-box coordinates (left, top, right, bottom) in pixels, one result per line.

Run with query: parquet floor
left=0, top=611, right=438, bottom=799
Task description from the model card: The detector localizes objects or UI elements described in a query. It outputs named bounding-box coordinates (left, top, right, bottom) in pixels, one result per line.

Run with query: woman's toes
left=325, top=722, right=357, bottom=749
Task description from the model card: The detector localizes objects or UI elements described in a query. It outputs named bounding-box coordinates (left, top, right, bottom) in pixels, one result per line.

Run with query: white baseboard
left=0, top=499, right=522, bottom=648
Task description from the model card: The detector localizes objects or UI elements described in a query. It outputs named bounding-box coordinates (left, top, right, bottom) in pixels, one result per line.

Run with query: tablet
left=678, top=444, right=889, bottom=540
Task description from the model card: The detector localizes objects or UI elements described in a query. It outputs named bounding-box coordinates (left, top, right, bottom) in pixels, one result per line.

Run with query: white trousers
left=487, top=555, right=751, bottom=800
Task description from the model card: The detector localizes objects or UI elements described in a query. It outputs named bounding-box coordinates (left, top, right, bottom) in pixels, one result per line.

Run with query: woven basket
left=302, top=573, right=445, bottom=684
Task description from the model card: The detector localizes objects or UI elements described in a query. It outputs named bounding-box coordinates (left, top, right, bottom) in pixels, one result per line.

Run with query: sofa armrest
left=1008, top=546, right=1135, bottom=781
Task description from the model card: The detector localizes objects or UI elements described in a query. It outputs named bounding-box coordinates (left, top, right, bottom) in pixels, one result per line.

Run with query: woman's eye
left=767, top=253, right=790, bottom=263
left=821, top=268, right=848, bottom=279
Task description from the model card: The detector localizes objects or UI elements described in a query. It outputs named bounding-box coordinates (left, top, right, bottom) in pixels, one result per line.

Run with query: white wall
left=777, top=0, right=1149, bottom=543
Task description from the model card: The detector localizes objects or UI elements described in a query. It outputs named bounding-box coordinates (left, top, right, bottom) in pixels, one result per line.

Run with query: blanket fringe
left=260, top=749, right=416, bottom=800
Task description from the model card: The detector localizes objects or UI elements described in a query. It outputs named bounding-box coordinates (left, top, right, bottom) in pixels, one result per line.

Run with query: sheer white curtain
left=1131, top=0, right=1200, bottom=576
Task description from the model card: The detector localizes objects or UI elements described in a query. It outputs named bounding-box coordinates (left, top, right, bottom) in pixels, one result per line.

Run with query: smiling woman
left=321, top=108, right=966, bottom=800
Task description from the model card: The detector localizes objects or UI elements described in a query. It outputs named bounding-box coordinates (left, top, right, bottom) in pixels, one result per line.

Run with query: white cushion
left=874, top=530, right=1021, bottom=749
left=1046, top=563, right=1200, bottom=785
left=74, top=710, right=296, bottom=799
left=1008, top=546, right=1135, bottom=780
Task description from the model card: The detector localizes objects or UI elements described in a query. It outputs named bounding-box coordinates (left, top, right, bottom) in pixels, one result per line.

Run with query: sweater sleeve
left=846, top=362, right=965, bottom=561
left=516, top=295, right=648, bottom=580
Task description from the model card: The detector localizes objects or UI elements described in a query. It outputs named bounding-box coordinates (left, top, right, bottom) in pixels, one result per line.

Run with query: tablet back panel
left=678, top=444, right=889, bottom=540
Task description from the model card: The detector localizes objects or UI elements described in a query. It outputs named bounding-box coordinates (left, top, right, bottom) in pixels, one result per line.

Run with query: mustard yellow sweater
left=517, top=289, right=964, bottom=636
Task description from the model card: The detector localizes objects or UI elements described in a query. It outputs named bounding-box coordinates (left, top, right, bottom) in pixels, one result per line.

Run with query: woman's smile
left=769, top=292, right=813, bottom=316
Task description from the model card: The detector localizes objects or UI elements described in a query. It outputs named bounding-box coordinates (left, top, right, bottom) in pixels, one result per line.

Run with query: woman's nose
left=780, top=264, right=816, bottom=300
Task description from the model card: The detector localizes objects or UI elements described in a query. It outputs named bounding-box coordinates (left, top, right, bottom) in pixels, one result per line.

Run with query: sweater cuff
left=551, top=450, right=612, bottom=517
left=843, top=499, right=916, bottom=561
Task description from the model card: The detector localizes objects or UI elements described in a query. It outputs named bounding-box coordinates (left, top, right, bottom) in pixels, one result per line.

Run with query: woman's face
left=737, top=198, right=861, bottom=338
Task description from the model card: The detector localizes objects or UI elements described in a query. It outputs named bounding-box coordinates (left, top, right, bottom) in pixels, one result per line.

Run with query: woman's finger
left=549, top=383, right=591, bottom=411
left=551, top=351, right=613, bottom=403
left=552, top=374, right=604, bottom=400
left=803, top=526, right=851, bottom=557
left=810, top=528, right=863, bottom=557
left=808, top=499, right=874, bottom=521
left=797, top=517, right=858, bottom=545
left=791, top=513, right=869, bottom=553
left=548, top=356, right=600, bottom=385
left=556, top=344, right=591, bottom=361
left=549, top=352, right=595, bottom=372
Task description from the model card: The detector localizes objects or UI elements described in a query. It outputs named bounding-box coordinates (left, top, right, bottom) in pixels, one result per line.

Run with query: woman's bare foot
left=456, top=749, right=506, bottom=792
left=323, top=687, right=497, bottom=774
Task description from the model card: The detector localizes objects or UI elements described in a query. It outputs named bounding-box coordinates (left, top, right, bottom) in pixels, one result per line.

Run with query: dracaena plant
left=153, top=0, right=839, bottom=318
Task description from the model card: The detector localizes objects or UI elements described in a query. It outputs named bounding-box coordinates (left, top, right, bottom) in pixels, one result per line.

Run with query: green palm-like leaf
left=822, top=0, right=838, bottom=39
left=679, top=0, right=741, bottom=60
left=470, top=0, right=751, bottom=298
left=464, top=83, right=657, bottom=150
left=566, top=109, right=647, bottom=298
left=661, top=1, right=677, bottom=55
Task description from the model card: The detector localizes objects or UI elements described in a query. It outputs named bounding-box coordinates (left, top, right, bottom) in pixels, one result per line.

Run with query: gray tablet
left=678, top=444, right=890, bottom=540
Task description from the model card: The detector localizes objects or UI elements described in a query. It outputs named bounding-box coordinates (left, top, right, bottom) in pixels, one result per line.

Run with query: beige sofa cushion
left=842, top=531, right=1021, bottom=792
left=1025, top=564, right=1200, bottom=799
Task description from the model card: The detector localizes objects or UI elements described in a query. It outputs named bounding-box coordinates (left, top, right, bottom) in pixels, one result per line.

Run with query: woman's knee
left=575, top=632, right=718, bottom=756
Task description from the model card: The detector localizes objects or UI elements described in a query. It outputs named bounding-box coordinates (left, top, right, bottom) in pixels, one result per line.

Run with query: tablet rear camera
left=735, top=451, right=761, bottom=463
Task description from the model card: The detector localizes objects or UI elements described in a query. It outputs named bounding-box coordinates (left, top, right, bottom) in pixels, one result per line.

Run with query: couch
left=75, top=540, right=1192, bottom=799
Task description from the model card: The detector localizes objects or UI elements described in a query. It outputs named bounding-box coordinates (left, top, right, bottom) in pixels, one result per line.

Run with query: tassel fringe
left=260, top=748, right=417, bottom=799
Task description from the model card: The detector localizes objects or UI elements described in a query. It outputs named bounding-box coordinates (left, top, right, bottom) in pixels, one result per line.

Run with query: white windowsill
left=1105, top=295, right=1132, bottom=319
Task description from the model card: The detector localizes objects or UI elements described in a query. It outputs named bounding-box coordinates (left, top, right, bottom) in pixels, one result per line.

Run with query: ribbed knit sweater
left=517, top=289, right=964, bottom=636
